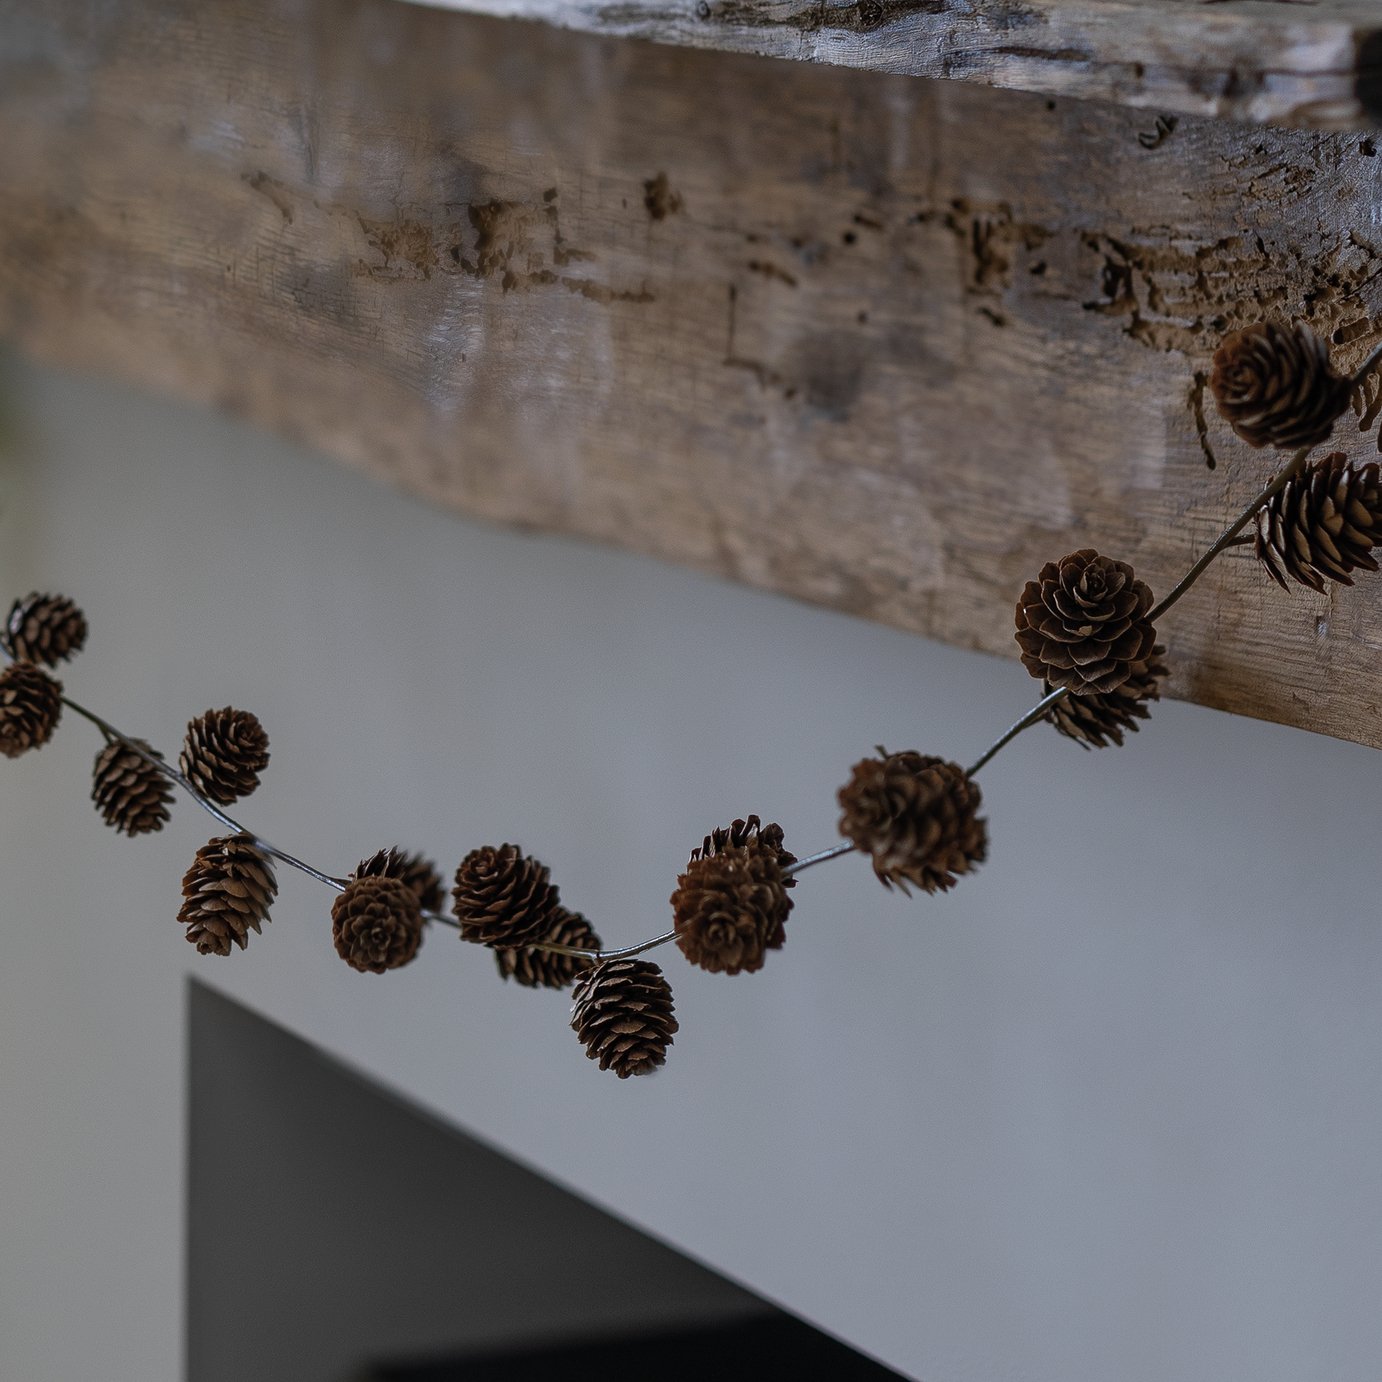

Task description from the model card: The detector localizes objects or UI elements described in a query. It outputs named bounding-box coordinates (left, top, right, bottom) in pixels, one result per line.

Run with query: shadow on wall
left=187, top=980, right=909, bottom=1382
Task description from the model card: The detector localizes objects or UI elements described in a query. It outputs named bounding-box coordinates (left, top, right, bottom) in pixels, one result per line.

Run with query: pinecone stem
left=1147, top=445, right=1310, bottom=624
left=967, top=684, right=1070, bottom=777
left=535, top=927, right=677, bottom=962
left=1353, top=341, right=1382, bottom=391
left=783, top=841, right=856, bottom=876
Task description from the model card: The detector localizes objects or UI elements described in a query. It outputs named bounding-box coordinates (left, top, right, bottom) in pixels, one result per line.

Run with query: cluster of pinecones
left=4, top=318, right=1376, bottom=1077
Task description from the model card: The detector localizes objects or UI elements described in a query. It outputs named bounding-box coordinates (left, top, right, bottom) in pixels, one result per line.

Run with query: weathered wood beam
left=414, top=0, right=1382, bottom=130
left=3, top=0, right=1382, bottom=747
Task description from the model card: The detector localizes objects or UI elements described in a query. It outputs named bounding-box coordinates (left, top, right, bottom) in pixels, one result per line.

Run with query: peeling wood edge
left=410, top=0, right=1382, bottom=128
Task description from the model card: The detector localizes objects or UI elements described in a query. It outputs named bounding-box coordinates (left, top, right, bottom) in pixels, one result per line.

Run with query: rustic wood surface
left=4, top=0, right=1382, bottom=747
left=416, top=0, right=1382, bottom=130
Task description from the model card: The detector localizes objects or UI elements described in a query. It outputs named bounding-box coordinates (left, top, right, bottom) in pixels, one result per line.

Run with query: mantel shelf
left=5, top=0, right=1382, bottom=749
left=415, top=0, right=1382, bottom=129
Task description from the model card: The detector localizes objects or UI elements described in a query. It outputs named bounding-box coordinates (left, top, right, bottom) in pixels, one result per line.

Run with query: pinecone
left=1254, top=451, right=1382, bottom=592
left=91, top=737, right=175, bottom=835
left=1046, top=646, right=1168, bottom=750
left=0, top=662, right=63, bottom=758
left=1210, top=320, right=1351, bottom=451
left=352, top=847, right=445, bottom=916
left=495, top=906, right=602, bottom=989
left=331, top=875, right=423, bottom=973
left=570, top=958, right=678, bottom=1078
left=179, top=707, right=270, bottom=805
left=671, top=843, right=792, bottom=975
left=178, top=833, right=277, bottom=956
left=690, top=815, right=798, bottom=890
left=837, top=749, right=987, bottom=895
left=452, top=843, right=560, bottom=947
left=3, top=593, right=88, bottom=667
left=1014, top=549, right=1157, bottom=695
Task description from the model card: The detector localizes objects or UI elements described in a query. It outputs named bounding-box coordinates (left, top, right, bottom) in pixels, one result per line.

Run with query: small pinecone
left=1046, top=646, right=1168, bottom=750
left=1254, top=451, right=1382, bottom=592
left=0, top=662, right=63, bottom=758
left=352, top=847, right=445, bottom=916
left=331, top=875, right=424, bottom=974
left=179, top=707, right=270, bottom=805
left=1209, top=320, right=1351, bottom=451
left=1014, top=549, right=1157, bottom=695
left=3, top=593, right=88, bottom=667
left=495, top=906, right=602, bottom=990
left=837, top=749, right=987, bottom=895
left=178, top=833, right=277, bottom=956
left=570, top=958, right=678, bottom=1078
left=91, top=738, right=175, bottom=835
left=671, top=844, right=792, bottom=975
left=690, top=815, right=798, bottom=890
left=452, top=843, right=560, bottom=948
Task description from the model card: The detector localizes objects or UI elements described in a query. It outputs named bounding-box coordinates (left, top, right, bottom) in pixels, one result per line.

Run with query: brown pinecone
left=0, top=662, right=63, bottom=758
left=570, top=958, right=678, bottom=1078
left=91, top=738, right=175, bottom=835
left=495, top=906, right=602, bottom=989
left=3, top=593, right=88, bottom=667
left=1046, top=646, right=1168, bottom=750
left=1014, top=549, right=1157, bottom=695
left=1254, top=451, right=1382, bottom=592
left=179, top=707, right=270, bottom=805
left=452, top=843, right=560, bottom=948
left=331, top=875, right=423, bottom=974
left=837, top=749, right=987, bottom=895
left=178, top=833, right=277, bottom=956
left=671, top=842, right=792, bottom=975
left=352, top=847, right=445, bottom=916
left=1210, top=320, right=1351, bottom=451
left=690, top=815, right=798, bottom=890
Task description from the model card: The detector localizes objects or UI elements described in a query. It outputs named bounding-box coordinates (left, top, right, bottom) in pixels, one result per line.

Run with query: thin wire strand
left=0, top=429, right=1333, bottom=963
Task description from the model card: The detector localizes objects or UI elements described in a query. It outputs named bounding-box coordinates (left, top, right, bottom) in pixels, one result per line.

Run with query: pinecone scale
left=0, top=663, right=63, bottom=758
left=92, top=738, right=175, bottom=835
left=4, top=593, right=88, bottom=667
left=1254, top=451, right=1382, bottom=592
left=178, top=833, right=277, bottom=956
left=571, top=958, right=678, bottom=1078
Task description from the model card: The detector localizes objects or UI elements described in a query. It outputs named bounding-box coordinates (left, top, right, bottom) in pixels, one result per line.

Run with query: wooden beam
left=414, top=0, right=1382, bottom=130
left=4, top=0, right=1382, bottom=747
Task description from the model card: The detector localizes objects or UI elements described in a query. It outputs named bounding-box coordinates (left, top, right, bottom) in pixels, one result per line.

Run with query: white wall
left=2, top=355, right=1381, bottom=1382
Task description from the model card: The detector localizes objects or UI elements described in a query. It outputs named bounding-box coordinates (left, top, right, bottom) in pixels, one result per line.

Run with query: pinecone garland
left=1046, top=646, right=1168, bottom=750
left=837, top=750, right=987, bottom=895
left=91, top=738, right=175, bottom=835
left=178, top=833, right=277, bottom=955
left=352, top=847, right=445, bottom=916
left=671, top=843, right=792, bottom=975
left=3, top=593, right=88, bottom=667
left=691, top=815, right=798, bottom=889
left=571, top=958, right=678, bottom=1078
left=1209, top=320, right=1352, bottom=451
left=1254, top=451, right=1382, bottom=592
left=180, top=707, right=270, bottom=805
left=0, top=662, right=63, bottom=758
left=452, top=844, right=560, bottom=948
left=331, top=875, right=424, bottom=973
left=495, top=906, right=602, bottom=989
left=1014, top=549, right=1157, bottom=695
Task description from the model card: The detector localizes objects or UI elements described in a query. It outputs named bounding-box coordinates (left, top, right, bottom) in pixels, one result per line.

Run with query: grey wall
left=2, top=355, right=1381, bottom=1382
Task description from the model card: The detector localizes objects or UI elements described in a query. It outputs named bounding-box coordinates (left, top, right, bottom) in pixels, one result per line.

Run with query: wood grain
left=3, top=0, right=1382, bottom=747
left=414, top=0, right=1382, bottom=130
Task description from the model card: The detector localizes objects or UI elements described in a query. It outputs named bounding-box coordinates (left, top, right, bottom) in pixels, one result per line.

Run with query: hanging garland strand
left=3, top=320, right=1381, bottom=1078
